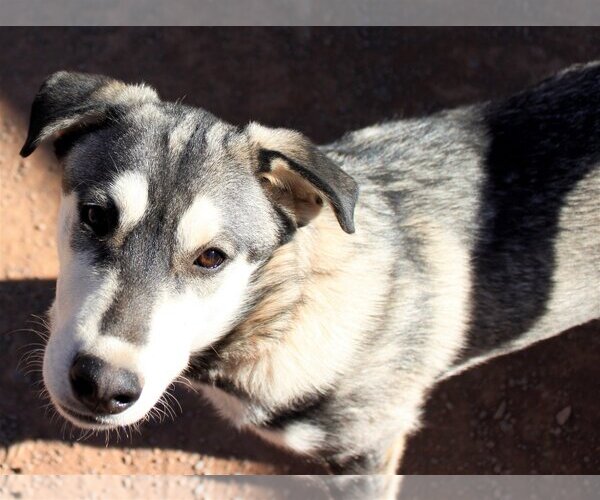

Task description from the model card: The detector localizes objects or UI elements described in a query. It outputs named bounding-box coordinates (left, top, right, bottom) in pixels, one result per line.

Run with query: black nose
left=69, top=354, right=142, bottom=415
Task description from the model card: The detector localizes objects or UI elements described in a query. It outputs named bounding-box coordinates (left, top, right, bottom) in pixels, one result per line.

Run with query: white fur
left=91, top=336, right=140, bottom=372
left=110, top=171, right=148, bottom=233
left=281, top=422, right=326, bottom=454
left=251, top=422, right=325, bottom=456
left=176, top=195, right=222, bottom=254
left=97, top=257, right=256, bottom=428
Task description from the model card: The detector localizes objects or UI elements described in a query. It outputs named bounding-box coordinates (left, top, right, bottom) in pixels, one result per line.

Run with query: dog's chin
left=55, top=402, right=120, bottom=430
left=53, top=401, right=141, bottom=431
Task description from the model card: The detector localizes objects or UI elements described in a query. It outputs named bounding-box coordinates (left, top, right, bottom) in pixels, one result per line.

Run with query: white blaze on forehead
left=177, top=195, right=222, bottom=253
left=110, top=171, right=149, bottom=233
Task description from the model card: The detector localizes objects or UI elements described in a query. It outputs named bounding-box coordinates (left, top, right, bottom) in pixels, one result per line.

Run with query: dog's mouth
left=55, top=402, right=120, bottom=429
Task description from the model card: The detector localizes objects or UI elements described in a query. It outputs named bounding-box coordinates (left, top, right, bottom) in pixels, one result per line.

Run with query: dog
left=20, top=63, right=599, bottom=486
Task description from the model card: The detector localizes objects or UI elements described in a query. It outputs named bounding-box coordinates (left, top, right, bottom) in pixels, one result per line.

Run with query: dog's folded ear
left=20, top=71, right=159, bottom=158
left=247, top=123, right=359, bottom=234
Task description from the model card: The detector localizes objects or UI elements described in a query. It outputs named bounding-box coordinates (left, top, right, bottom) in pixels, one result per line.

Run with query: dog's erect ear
left=247, top=123, right=359, bottom=234
left=20, top=71, right=159, bottom=158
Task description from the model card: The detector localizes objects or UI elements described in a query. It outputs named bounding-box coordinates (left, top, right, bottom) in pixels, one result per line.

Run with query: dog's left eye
left=194, top=248, right=226, bottom=270
left=80, top=204, right=112, bottom=237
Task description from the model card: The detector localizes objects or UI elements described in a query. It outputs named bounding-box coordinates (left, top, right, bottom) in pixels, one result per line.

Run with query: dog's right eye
left=80, top=204, right=112, bottom=237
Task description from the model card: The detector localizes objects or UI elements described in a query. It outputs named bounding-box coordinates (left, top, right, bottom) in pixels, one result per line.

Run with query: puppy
left=20, top=64, right=599, bottom=485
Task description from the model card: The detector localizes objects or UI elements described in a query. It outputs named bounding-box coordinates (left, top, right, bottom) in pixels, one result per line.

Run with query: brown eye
left=194, top=248, right=226, bottom=270
left=80, top=204, right=112, bottom=237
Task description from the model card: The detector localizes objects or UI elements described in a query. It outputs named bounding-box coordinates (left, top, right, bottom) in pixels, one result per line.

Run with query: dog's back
left=329, top=62, right=600, bottom=380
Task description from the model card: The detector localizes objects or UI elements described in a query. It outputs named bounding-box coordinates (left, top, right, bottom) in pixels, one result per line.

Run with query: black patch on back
left=462, top=64, right=600, bottom=360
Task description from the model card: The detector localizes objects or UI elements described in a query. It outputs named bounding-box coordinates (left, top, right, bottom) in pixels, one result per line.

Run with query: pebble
left=555, top=406, right=572, bottom=426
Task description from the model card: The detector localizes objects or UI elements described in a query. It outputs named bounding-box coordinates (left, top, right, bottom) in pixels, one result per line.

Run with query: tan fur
left=383, top=435, right=406, bottom=475
left=404, top=217, right=471, bottom=377
left=379, top=437, right=406, bottom=500
left=260, top=157, right=324, bottom=228
left=214, top=203, right=394, bottom=410
left=247, top=122, right=315, bottom=167
left=91, top=80, right=159, bottom=106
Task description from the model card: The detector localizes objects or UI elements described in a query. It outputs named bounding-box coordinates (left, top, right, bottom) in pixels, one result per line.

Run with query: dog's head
left=21, top=72, right=358, bottom=429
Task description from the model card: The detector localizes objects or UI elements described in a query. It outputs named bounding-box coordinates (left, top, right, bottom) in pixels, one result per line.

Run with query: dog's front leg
left=323, top=435, right=406, bottom=500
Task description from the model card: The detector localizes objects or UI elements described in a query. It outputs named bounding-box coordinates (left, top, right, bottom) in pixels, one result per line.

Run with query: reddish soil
left=0, top=28, right=599, bottom=479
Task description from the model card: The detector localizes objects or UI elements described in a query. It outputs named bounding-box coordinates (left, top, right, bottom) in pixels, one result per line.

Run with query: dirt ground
left=0, top=28, right=599, bottom=479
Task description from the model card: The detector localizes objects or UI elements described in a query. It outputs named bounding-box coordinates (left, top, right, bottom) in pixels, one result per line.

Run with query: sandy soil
left=0, top=28, right=599, bottom=482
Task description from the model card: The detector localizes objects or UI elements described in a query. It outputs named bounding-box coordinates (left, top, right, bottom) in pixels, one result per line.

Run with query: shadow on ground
left=1, top=279, right=598, bottom=474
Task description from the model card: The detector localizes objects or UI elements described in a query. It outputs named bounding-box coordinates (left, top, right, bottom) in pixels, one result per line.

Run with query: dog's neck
left=193, top=204, right=388, bottom=410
